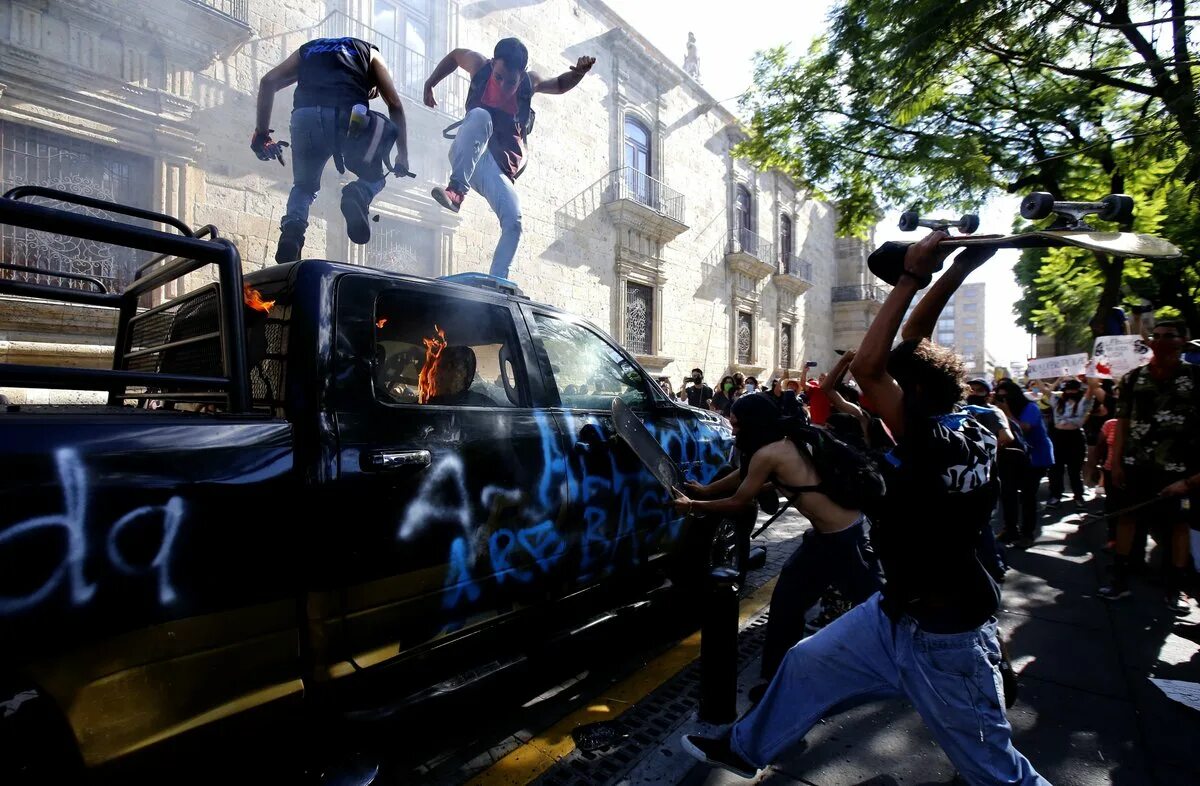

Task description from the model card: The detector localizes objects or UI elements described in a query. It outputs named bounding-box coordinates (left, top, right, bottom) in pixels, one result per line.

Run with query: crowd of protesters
left=672, top=232, right=1198, bottom=784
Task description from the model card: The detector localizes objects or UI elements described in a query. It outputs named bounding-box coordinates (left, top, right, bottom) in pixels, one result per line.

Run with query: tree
left=737, top=0, right=1200, bottom=337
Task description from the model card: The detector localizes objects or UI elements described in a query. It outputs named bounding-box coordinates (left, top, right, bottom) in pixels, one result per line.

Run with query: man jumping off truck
left=423, top=39, right=595, bottom=280
left=253, top=37, right=411, bottom=264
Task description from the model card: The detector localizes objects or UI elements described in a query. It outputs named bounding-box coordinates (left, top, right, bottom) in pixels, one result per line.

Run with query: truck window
left=532, top=313, right=647, bottom=410
left=374, top=291, right=525, bottom=408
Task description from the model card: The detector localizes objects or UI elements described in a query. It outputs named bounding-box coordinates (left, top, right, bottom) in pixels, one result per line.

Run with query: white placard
left=1151, top=678, right=1200, bottom=713
left=1025, top=353, right=1088, bottom=380
left=1092, top=335, right=1150, bottom=379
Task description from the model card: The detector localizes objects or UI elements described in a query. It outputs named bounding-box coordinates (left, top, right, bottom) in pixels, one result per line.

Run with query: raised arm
left=900, top=246, right=990, bottom=342
left=424, top=48, right=487, bottom=108
left=255, top=49, right=302, bottom=134
left=531, top=56, right=595, bottom=95
left=849, top=233, right=953, bottom=438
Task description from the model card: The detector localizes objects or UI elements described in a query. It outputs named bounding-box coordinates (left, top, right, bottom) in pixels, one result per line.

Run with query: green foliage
left=735, top=0, right=1200, bottom=338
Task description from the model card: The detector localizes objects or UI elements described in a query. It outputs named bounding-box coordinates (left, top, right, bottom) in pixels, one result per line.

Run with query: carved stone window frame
left=614, top=245, right=670, bottom=369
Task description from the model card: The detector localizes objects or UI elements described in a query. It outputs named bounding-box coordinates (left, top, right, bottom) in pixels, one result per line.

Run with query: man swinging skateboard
left=423, top=39, right=595, bottom=280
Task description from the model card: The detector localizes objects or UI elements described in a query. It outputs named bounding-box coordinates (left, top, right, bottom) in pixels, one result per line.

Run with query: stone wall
left=0, top=0, right=843, bottom=401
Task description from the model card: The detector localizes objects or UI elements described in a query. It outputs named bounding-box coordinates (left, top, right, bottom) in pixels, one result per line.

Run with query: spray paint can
left=348, top=104, right=369, bottom=135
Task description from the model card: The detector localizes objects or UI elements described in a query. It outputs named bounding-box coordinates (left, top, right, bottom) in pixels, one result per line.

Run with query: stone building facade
left=0, top=0, right=840, bottom=403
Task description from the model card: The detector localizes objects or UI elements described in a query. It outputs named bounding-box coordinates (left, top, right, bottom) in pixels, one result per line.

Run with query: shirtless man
left=673, top=393, right=882, bottom=690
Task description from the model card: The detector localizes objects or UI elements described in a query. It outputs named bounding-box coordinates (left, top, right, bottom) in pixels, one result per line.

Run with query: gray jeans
left=449, top=107, right=522, bottom=279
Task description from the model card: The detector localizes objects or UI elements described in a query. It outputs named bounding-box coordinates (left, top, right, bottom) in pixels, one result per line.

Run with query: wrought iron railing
left=780, top=253, right=813, bottom=282
left=832, top=284, right=891, bottom=302
left=188, top=0, right=249, bottom=23
left=729, top=227, right=773, bottom=263
left=602, top=167, right=687, bottom=225
left=316, top=11, right=469, bottom=113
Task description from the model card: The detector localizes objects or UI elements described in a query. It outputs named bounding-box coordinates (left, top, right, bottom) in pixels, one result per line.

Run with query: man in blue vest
left=253, top=37, right=410, bottom=263
left=423, top=39, right=595, bottom=280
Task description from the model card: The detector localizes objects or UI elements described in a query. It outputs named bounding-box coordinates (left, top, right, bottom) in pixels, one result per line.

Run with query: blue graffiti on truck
left=0, top=448, right=184, bottom=616
left=394, top=407, right=732, bottom=614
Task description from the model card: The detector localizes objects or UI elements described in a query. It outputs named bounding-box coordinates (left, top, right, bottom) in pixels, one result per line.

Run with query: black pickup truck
left=0, top=189, right=739, bottom=777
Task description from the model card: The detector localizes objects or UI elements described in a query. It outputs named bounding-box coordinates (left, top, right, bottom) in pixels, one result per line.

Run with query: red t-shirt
left=1100, top=418, right=1118, bottom=471
left=805, top=380, right=831, bottom=425
left=478, top=64, right=525, bottom=180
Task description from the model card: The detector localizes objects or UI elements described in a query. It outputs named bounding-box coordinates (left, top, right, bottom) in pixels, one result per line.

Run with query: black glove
left=392, top=164, right=416, bottom=178
left=251, top=129, right=289, bottom=165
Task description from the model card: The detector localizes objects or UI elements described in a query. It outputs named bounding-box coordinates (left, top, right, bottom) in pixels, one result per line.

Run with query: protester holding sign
left=1048, top=378, right=1102, bottom=511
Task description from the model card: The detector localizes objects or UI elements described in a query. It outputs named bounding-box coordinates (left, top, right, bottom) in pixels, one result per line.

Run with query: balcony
left=601, top=168, right=688, bottom=242
left=317, top=11, right=469, bottom=116
left=774, top=253, right=814, bottom=297
left=725, top=228, right=776, bottom=282
left=832, top=284, right=891, bottom=303
left=187, top=0, right=248, bottom=22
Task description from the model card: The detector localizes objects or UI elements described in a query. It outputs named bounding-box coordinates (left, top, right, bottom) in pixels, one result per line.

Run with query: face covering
left=731, top=394, right=784, bottom=474
left=746, top=383, right=757, bottom=392
left=723, top=382, right=733, bottom=393
left=966, top=394, right=988, bottom=406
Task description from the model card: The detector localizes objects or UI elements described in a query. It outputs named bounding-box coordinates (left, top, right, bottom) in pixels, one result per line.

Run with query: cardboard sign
left=1092, top=335, right=1150, bottom=379
left=1025, top=353, right=1088, bottom=380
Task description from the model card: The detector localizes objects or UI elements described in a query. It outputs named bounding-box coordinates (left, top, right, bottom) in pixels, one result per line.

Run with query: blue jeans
left=733, top=594, right=1050, bottom=785
left=449, top=107, right=522, bottom=279
left=284, top=106, right=386, bottom=229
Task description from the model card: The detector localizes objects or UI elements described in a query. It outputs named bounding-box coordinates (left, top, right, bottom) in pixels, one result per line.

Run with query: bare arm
left=423, top=48, right=487, bottom=108
left=821, top=350, right=869, bottom=427
left=370, top=52, right=409, bottom=172
left=900, top=254, right=979, bottom=342
left=255, top=50, right=302, bottom=132
left=676, top=447, right=775, bottom=516
left=531, top=56, right=596, bottom=95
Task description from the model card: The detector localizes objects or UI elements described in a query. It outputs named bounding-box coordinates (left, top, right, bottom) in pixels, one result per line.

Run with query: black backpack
left=339, top=107, right=402, bottom=182
left=786, top=420, right=888, bottom=511
left=752, top=420, right=887, bottom=537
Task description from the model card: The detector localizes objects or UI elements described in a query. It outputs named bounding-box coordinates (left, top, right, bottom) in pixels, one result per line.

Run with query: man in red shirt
left=423, top=39, right=595, bottom=280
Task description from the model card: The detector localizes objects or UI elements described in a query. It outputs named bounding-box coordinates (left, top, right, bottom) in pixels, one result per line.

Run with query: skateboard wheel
left=1099, top=193, right=1134, bottom=223
left=960, top=214, right=980, bottom=234
left=898, top=211, right=919, bottom=232
left=1020, top=192, right=1055, bottom=220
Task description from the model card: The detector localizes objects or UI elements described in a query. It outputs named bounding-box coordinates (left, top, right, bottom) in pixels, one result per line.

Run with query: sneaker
left=341, top=183, right=372, bottom=245
left=274, top=221, right=305, bottom=264
left=1166, top=590, right=1191, bottom=615
left=432, top=184, right=466, bottom=214
left=680, top=733, right=758, bottom=779
left=1097, top=583, right=1132, bottom=600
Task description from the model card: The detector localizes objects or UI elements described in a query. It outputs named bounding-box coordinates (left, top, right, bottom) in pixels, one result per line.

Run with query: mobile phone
left=805, top=360, right=819, bottom=368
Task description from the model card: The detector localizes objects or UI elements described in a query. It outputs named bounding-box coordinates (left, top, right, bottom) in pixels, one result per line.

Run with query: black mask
left=966, top=394, right=988, bottom=406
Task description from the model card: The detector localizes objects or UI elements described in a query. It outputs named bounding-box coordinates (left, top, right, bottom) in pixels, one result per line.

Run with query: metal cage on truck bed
left=0, top=186, right=253, bottom=412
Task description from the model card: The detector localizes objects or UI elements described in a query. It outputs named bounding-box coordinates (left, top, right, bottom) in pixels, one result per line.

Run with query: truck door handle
left=368, top=449, right=432, bottom=471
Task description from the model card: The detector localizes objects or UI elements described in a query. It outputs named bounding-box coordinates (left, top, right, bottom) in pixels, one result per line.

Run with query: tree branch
left=979, top=40, right=1159, bottom=95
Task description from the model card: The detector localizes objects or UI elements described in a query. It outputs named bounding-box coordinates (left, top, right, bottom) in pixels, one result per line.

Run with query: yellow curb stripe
left=465, top=576, right=779, bottom=786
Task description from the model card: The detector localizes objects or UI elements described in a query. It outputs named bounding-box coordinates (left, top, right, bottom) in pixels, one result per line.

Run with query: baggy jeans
left=732, top=593, right=1051, bottom=786
left=449, top=107, right=522, bottom=279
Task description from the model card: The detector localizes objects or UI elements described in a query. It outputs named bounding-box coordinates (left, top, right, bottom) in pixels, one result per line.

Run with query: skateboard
left=611, top=397, right=682, bottom=492
left=869, top=192, right=1182, bottom=286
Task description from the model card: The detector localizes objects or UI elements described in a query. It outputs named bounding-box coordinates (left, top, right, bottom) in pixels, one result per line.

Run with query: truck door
left=325, top=275, right=571, bottom=670
left=520, top=308, right=691, bottom=584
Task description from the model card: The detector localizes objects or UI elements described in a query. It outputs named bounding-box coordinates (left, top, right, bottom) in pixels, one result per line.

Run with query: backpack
left=339, top=107, right=401, bottom=182
left=779, top=418, right=888, bottom=512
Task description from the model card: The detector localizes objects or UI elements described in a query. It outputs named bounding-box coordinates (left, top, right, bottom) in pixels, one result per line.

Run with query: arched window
left=735, top=185, right=754, bottom=255
left=779, top=213, right=793, bottom=273
left=623, top=117, right=652, bottom=204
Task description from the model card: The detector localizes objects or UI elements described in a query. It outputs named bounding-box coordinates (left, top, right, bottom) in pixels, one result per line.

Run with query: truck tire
left=666, top=509, right=751, bottom=594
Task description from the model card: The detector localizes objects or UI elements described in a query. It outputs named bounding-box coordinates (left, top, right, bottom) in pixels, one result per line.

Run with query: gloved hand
left=251, top=129, right=289, bottom=165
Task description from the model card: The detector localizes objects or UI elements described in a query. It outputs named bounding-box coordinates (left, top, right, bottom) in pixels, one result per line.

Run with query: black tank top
left=292, top=38, right=376, bottom=111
